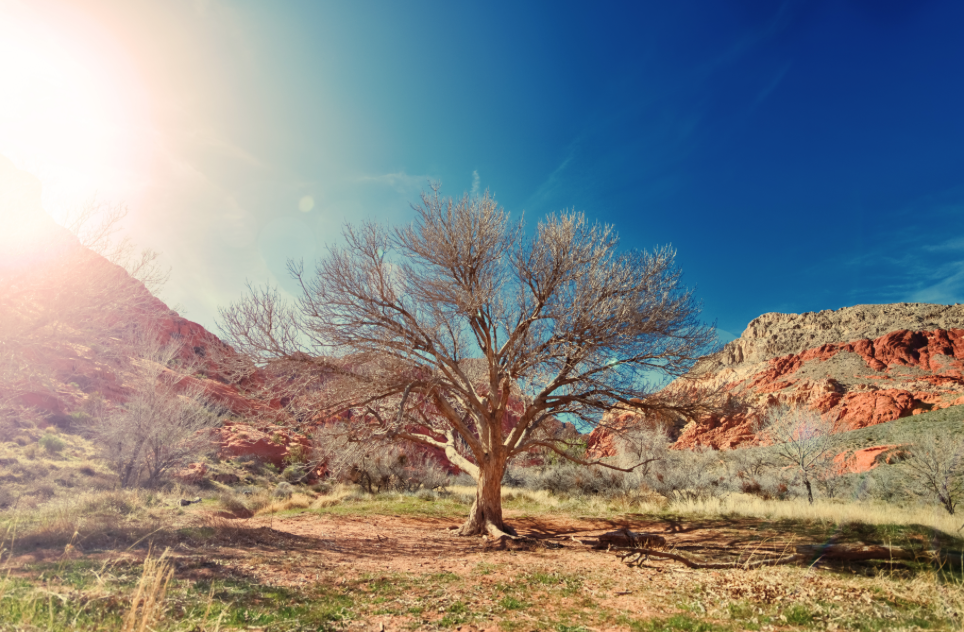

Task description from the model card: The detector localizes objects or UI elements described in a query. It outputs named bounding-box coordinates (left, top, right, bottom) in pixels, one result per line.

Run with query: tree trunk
left=804, top=478, right=814, bottom=505
left=457, top=457, right=516, bottom=537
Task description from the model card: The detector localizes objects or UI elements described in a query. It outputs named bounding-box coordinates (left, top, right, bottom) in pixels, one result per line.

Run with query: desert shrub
left=38, top=432, right=65, bottom=454
left=83, top=340, right=222, bottom=488
left=313, top=423, right=451, bottom=493
left=520, top=462, right=628, bottom=496
left=311, top=481, right=333, bottom=495
left=219, top=490, right=251, bottom=514
left=283, top=443, right=308, bottom=466
left=219, top=488, right=272, bottom=514
left=282, top=463, right=309, bottom=483
left=898, top=429, right=964, bottom=514
left=78, top=489, right=138, bottom=516
left=273, top=482, right=295, bottom=498
left=414, top=488, right=437, bottom=501
left=647, top=449, right=730, bottom=501
left=722, top=449, right=797, bottom=501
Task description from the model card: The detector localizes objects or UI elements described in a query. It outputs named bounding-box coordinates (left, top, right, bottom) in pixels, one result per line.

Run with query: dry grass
left=253, top=492, right=313, bottom=516
left=0, top=486, right=217, bottom=551
left=122, top=548, right=174, bottom=632
left=646, top=493, right=964, bottom=536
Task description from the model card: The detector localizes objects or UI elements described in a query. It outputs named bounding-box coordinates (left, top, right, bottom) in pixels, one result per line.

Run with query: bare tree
left=87, top=336, right=221, bottom=487
left=762, top=405, right=838, bottom=504
left=900, top=430, right=964, bottom=515
left=221, top=186, right=719, bottom=537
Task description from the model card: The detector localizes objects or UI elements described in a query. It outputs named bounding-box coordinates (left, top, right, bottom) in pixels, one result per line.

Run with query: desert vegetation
left=2, top=398, right=964, bottom=630
left=4, top=190, right=964, bottom=631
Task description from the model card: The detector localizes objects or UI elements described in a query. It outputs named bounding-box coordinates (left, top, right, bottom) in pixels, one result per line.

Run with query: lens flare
left=0, top=2, right=149, bottom=222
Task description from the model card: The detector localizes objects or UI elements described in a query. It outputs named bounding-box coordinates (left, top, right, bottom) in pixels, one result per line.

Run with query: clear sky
left=2, top=0, right=964, bottom=342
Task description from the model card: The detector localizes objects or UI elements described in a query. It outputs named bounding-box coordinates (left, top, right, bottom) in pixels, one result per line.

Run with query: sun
left=0, top=2, right=148, bottom=224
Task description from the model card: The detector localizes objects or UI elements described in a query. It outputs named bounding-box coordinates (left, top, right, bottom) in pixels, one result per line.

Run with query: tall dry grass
left=651, top=493, right=964, bottom=535
left=122, top=548, right=174, bottom=632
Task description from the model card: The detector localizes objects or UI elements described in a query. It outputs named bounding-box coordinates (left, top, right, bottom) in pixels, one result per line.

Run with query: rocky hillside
left=0, top=157, right=309, bottom=468
left=674, top=303, right=964, bottom=449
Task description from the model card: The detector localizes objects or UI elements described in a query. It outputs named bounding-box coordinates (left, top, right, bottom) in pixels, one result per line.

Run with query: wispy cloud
left=470, top=170, right=480, bottom=196
left=753, top=61, right=792, bottom=108
left=357, top=171, right=433, bottom=194
left=910, top=266, right=964, bottom=304
left=525, top=143, right=578, bottom=211
left=813, top=225, right=964, bottom=307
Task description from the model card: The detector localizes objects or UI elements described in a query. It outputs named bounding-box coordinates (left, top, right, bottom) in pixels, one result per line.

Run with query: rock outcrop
left=0, top=157, right=300, bottom=467
left=589, top=304, right=964, bottom=454
left=677, top=303, right=964, bottom=449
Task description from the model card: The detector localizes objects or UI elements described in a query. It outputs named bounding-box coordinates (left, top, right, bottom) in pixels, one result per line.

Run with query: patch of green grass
left=39, top=432, right=66, bottom=454
left=474, top=561, right=498, bottom=575
left=439, top=600, right=471, bottom=626
left=309, top=491, right=470, bottom=518
left=428, top=571, right=460, bottom=583
left=783, top=604, right=813, bottom=625
left=499, top=595, right=526, bottom=610
left=631, top=614, right=732, bottom=632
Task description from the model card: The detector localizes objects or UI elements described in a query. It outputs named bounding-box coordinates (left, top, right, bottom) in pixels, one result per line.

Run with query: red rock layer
left=672, top=327, right=964, bottom=450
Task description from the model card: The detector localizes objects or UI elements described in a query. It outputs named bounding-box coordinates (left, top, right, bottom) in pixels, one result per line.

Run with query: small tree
left=221, top=186, right=720, bottom=537
left=762, top=405, right=837, bottom=504
left=88, top=337, right=221, bottom=487
left=900, top=430, right=964, bottom=515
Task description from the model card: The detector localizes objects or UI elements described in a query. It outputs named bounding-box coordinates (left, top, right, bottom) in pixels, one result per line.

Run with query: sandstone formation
left=212, top=421, right=313, bottom=470
left=676, top=304, right=964, bottom=449
left=0, top=157, right=304, bottom=468
left=589, top=303, right=964, bottom=454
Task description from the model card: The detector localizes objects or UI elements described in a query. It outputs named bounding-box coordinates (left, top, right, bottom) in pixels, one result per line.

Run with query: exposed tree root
left=613, top=540, right=927, bottom=570
left=616, top=546, right=803, bottom=569
left=456, top=519, right=519, bottom=539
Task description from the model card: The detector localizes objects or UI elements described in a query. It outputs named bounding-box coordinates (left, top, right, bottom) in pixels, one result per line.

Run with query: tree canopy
left=221, top=186, right=720, bottom=536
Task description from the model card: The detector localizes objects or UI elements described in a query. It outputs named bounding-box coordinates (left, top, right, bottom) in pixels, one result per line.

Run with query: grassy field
left=3, top=405, right=964, bottom=630
left=3, top=484, right=964, bottom=631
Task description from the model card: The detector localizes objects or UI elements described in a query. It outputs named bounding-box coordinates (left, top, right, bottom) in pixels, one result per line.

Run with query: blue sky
left=4, top=0, right=964, bottom=343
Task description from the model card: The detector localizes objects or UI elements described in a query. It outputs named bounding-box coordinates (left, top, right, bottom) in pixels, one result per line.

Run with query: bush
left=83, top=339, right=221, bottom=488
left=504, top=461, right=629, bottom=497
left=38, top=432, right=65, bottom=454
left=273, top=482, right=295, bottom=498
left=313, top=423, right=451, bottom=493
left=899, top=429, right=964, bottom=514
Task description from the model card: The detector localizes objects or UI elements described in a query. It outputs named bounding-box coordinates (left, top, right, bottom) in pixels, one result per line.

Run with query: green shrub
left=39, top=433, right=66, bottom=454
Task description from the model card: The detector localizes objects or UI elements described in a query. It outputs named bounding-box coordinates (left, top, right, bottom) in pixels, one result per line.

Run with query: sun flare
left=0, top=2, right=149, bottom=221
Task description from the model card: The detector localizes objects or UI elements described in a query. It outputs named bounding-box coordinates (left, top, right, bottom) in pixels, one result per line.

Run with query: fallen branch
left=795, top=543, right=921, bottom=562
left=614, top=540, right=928, bottom=569
left=594, top=528, right=667, bottom=550
left=616, top=546, right=802, bottom=569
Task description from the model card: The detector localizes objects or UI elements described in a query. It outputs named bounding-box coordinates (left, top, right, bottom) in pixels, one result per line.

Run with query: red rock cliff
left=589, top=303, right=964, bottom=454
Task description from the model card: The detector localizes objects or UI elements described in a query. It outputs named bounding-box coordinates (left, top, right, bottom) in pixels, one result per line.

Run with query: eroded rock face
left=0, top=157, right=281, bottom=456
left=589, top=304, right=964, bottom=454
left=676, top=304, right=964, bottom=449
left=212, top=422, right=312, bottom=469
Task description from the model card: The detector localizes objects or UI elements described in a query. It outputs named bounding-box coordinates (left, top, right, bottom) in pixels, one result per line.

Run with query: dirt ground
left=189, top=511, right=813, bottom=630
left=8, top=509, right=947, bottom=631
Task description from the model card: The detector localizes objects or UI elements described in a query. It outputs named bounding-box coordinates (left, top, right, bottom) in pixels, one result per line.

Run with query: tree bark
left=457, top=457, right=516, bottom=537
left=804, top=478, right=814, bottom=505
